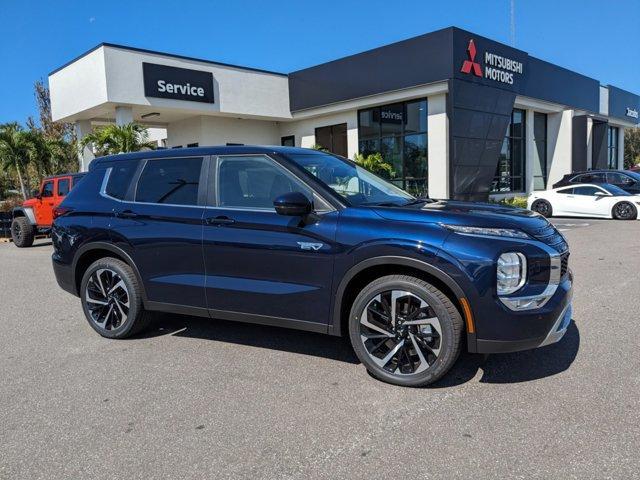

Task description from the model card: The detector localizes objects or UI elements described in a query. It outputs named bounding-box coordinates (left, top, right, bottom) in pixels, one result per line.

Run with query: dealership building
left=49, top=27, right=640, bottom=200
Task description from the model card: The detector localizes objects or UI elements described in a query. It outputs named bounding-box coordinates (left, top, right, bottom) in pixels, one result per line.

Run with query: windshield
left=285, top=152, right=415, bottom=206
left=600, top=183, right=632, bottom=196
left=624, top=171, right=640, bottom=181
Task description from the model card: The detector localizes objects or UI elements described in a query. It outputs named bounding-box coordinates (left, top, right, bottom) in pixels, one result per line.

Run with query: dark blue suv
left=52, top=146, right=572, bottom=386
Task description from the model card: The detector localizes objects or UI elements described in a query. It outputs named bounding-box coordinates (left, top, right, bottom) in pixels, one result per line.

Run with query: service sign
left=143, top=63, right=214, bottom=103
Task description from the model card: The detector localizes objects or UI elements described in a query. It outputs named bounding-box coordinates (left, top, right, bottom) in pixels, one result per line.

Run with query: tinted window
left=217, top=155, right=310, bottom=209
left=557, top=188, right=573, bottom=195
left=287, top=152, right=413, bottom=206
left=573, top=186, right=602, bottom=196
left=57, top=178, right=70, bottom=196
left=106, top=161, right=139, bottom=200
left=42, top=181, right=54, bottom=197
left=607, top=172, right=634, bottom=185
left=136, top=157, right=202, bottom=205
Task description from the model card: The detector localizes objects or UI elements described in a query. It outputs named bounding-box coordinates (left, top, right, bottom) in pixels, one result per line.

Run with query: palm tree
left=80, top=123, right=156, bottom=157
left=0, top=122, right=32, bottom=199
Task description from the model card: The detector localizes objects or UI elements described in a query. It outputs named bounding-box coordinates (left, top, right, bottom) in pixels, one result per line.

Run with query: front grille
left=560, top=252, right=569, bottom=278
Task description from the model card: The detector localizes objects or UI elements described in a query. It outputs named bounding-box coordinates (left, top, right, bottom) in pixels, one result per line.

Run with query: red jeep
left=11, top=173, right=86, bottom=247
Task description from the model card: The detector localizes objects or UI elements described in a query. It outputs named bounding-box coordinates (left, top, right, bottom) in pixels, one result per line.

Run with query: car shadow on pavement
left=140, top=314, right=579, bottom=385
left=431, top=320, right=580, bottom=387
left=140, top=313, right=359, bottom=364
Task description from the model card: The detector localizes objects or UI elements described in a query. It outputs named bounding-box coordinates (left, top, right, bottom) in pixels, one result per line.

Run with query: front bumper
left=475, top=272, right=573, bottom=354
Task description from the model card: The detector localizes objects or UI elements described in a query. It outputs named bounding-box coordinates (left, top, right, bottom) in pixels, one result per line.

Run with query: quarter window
left=135, top=157, right=202, bottom=205
left=217, top=155, right=311, bottom=209
left=105, top=160, right=139, bottom=200
left=557, top=188, right=574, bottom=195
left=57, top=178, right=70, bottom=196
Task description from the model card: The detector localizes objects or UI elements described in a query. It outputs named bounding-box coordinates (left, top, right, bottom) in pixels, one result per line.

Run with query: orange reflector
left=460, top=298, right=475, bottom=334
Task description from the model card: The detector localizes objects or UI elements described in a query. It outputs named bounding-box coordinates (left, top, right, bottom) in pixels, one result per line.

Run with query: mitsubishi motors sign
left=460, top=39, right=524, bottom=85
left=454, top=34, right=527, bottom=91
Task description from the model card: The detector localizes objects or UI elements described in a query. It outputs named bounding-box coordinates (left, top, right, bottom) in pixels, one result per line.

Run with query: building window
left=492, top=109, right=526, bottom=193
left=281, top=135, right=295, bottom=147
left=357, top=99, right=428, bottom=196
left=607, top=126, right=619, bottom=169
left=533, top=112, right=547, bottom=191
left=315, top=123, right=347, bottom=157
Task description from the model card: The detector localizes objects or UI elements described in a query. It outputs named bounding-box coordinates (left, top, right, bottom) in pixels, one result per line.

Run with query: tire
left=80, top=257, right=153, bottom=339
left=612, top=202, right=637, bottom=220
left=531, top=199, right=553, bottom=218
left=348, top=274, right=464, bottom=387
left=11, top=217, right=35, bottom=247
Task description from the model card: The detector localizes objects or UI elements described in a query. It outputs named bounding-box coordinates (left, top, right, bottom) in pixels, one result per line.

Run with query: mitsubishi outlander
left=52, top=146, right=572, bottom=387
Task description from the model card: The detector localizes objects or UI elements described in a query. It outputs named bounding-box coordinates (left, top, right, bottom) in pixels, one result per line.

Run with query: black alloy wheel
left=349, top=275, right=463, bottom=387
left=531, top=199, right=553, bottom=218
left=612, top=202, right=637, bottom=220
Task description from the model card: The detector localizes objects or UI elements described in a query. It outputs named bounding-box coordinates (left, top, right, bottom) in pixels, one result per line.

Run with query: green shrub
left=496, top=196, right=528, bottom=209
left=353, top=152, right=395, bottom=178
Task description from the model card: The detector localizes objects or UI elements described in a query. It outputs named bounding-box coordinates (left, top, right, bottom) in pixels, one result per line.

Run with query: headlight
left=497, top=252, right=527, bottom=295
left=443, top=224, right=530, bottom=239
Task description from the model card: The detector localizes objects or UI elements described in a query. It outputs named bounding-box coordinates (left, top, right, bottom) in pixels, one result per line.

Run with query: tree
left=624, top=127, right=640, bottom=169
left=353, top=152, right=395, bottom=179
left=0, top=123, right=32, bottom=199
left=80, top=123, right=156, bottom=157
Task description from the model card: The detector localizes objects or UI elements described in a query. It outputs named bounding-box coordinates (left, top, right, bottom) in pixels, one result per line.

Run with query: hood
left=372, top=200, right=551, bottom=235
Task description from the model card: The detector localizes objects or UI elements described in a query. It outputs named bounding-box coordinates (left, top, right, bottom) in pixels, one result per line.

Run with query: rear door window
left=135, top=157, right=203, bottom=205
left=607, top=172, right=634, bottom=186
left=57, top=178, right=70, bottom=196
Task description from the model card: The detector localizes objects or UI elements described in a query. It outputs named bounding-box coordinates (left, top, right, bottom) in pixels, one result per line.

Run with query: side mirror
left=273, top=191, right=313, bottom=216
left=594, top=192, right=607, bottom=197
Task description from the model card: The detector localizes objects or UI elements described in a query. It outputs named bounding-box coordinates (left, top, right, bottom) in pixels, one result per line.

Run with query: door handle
left=115, top=210, right=139, bottom=219
left=205, top=215, right=235, bottom=226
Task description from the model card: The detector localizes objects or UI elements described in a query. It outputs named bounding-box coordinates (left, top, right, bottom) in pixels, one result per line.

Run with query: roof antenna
left=510, top=0, right=516, bottom=46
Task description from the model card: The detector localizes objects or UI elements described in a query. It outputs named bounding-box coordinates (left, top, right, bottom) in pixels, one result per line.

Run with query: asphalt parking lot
left=1, top=218, right=639, bottom=479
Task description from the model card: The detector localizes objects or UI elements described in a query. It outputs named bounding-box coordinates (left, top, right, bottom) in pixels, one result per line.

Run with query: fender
left=72, top=241, right=148, bottom=303
left=12, top=207, right=36, bottom=225
left=329, top=255, right=476, bottom=349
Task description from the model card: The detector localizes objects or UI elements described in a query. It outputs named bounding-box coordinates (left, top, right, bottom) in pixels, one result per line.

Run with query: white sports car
left=527, top=183, right=640, bottom=220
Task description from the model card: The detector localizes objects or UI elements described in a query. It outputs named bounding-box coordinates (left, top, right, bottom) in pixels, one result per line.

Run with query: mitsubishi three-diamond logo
left=461, top=39, right=482, bottom=77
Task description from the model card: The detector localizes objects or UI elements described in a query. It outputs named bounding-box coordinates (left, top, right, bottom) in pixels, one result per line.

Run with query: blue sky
left=1, top=0, right=639, bottom=124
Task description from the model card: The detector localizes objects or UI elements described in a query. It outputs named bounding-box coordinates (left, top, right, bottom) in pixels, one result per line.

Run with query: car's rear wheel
left=612, top=202, right=637, bottom=220
left=80, top=257, right=153, bottom=339
left=348, top=275, right=464, bottom=387
left=11, top=217, right=35, bottom=247
left=531, top=199, right=553, bottom=218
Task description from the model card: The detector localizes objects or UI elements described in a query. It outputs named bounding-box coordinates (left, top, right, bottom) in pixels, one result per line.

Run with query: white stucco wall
left=166, top=116, right=280, bottom=147
left=427, top=93, right=449, bottom=198
left=50, top=48, right=109, bottom=122
left=547, top=110, right=574, bottom=187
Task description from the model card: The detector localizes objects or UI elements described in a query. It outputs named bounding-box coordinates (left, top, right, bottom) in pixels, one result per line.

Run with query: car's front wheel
left=348, top=275, right=464, bottom=387
left=612, top=201, right=637, bottom=220
left=80, top=257, right=153, bottom=339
